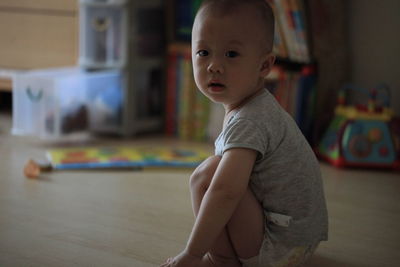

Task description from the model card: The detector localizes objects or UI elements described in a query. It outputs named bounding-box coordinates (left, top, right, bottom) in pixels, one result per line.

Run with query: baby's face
left=192, top=5, right=274, bottom=110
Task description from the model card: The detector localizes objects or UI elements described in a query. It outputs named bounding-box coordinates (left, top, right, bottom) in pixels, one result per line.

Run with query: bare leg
left=227, top=188, right=265, bottom=259
left=190, top=156, right=265, bottom=266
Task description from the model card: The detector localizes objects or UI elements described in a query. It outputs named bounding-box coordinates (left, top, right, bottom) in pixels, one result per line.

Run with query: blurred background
left=0, top=0, right=399, bottom=149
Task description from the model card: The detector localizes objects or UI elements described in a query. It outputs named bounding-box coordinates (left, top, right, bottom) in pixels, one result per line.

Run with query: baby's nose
left=207, top=59, right=224, bottom=74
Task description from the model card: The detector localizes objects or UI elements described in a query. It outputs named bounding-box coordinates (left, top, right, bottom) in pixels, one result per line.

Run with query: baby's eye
left=197, top=50, right=209, bottom=57
left=225, top=51, right=239, bottom=58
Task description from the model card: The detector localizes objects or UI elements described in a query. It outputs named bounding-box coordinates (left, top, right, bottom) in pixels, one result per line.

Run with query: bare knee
left=190, top=155, right=221, bottom=193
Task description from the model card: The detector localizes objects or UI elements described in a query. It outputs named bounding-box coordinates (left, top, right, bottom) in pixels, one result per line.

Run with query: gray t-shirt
left=215, top=89, right=328, bottom=246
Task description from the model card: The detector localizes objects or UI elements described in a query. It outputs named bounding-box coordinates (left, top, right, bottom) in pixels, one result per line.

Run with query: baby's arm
left=185, top=148, right=257, bottom=258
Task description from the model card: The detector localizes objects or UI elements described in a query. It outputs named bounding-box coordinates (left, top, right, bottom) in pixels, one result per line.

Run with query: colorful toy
left=317, top=84, right=400, bottom=169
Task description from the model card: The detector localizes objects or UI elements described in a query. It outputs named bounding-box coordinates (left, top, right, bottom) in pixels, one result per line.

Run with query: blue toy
left=317, top=84, right=400, bottom=170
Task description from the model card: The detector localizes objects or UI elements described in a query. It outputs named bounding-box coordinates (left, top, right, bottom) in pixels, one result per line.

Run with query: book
left=270, top=0, right=311, bottom=63
left=295, top=65, right=317, bottom=141
left=193, top=81, right=210, bottom=141
left=283, top=0, right=302, bottom=61
left=165, top=43, right=210, bottom=141
left=273, top=0, right=297, bottom=61
left=178, top=50, right=194, bottom=140
left=165, top=45, right=179, bottom=136
left=290, top=0, right=311, bottom=62
left=268, top=0, right=289, bottom=58
left=265, top=65, right=317, bottom=142
left=175, top=0, right=204, bottom=41
left=46, top=146, right=211, bottom=170
left=175, top=0, right=193, bottom=41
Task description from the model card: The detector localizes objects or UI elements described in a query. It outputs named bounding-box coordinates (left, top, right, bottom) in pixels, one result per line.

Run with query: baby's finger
left=160, top=257, right=173, bottom=267
left=159, top=260, right=168, bottom=267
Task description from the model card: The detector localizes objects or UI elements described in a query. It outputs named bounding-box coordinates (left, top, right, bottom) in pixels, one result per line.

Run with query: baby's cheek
left=193, top=72, right=203, bottom=89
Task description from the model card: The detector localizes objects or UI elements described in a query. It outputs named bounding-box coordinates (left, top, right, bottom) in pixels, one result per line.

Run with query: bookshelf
left=306, top=0, right=349, bottom=144
left=265, top=0, right=322, bottom=144
left=122, top=0, right=166, bottom=135
left=164, top=0, right=327, bottom=144
left=165, top=0, right=208, bottom=141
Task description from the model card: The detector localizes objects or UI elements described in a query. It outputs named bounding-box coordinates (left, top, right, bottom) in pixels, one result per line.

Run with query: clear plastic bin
left=86, top=70, right=124, bottom=133
left=79, top=0, right=128, bottom=69
left=12, top=68, right=123, bottom=139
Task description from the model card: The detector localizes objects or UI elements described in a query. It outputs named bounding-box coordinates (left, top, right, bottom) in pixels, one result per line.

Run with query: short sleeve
left=219, top=118, right=268, bottom=161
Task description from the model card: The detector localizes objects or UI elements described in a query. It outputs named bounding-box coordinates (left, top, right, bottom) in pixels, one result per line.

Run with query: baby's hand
left=160, top=250, right=205, bottom=267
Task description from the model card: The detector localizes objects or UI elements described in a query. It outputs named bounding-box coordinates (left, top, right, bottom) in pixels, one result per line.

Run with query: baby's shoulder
left=236, top=93, right=283, bottom=126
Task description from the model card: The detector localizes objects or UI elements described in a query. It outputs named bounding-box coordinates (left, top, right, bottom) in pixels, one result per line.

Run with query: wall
left=0, top=0, right=78, bottom=69
left=349, top=0, right=400, bottom=116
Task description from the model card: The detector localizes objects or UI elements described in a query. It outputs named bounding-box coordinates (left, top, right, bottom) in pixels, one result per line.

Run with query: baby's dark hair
left=197, top=0, right=275, bottom=52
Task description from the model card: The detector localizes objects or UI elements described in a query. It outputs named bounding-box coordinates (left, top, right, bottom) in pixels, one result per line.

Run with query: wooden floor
left=1, top=113, right=399, bottom=267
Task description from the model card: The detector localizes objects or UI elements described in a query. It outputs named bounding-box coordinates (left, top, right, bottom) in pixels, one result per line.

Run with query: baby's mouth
left=208, top=82, right=225, bottom=92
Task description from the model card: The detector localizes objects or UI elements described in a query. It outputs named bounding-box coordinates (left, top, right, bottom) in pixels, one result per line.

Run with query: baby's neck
left=223, top=87, right=265, bottom=127
left=224, top=87, right=264, bottom=114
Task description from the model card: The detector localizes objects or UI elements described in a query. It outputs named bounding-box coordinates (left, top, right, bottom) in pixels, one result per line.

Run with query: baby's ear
left=260, top=54, right=275, bottom=77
